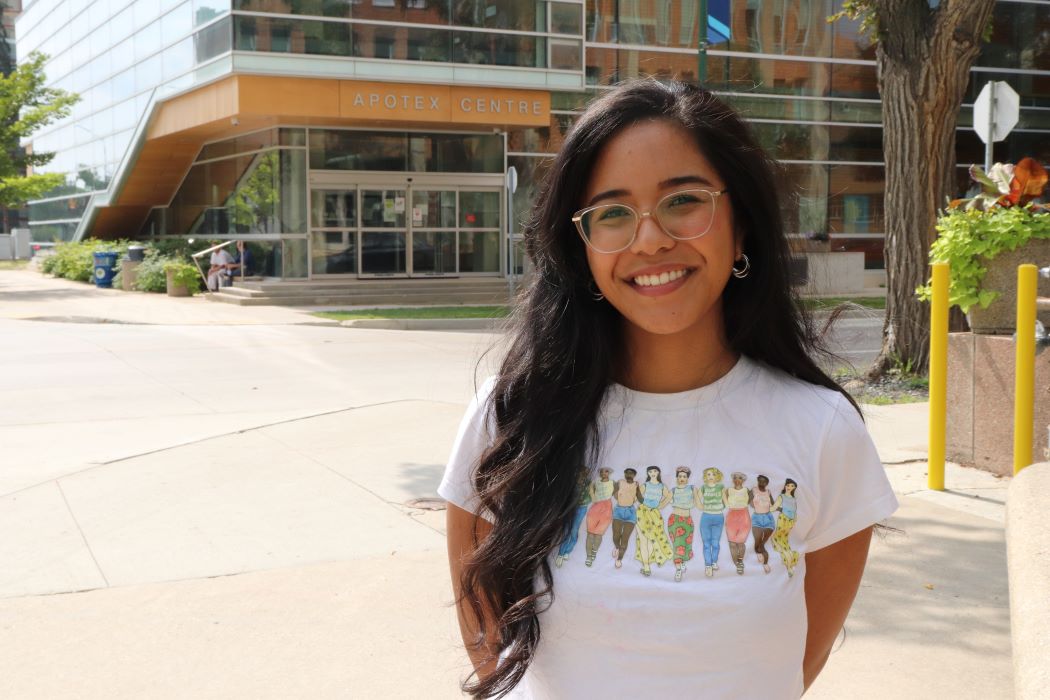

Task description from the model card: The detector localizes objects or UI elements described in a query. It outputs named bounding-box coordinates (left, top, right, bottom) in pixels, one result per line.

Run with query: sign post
left=973, top=81, right=1020, bottom=172
left=505, top=165, right=518, bottom=299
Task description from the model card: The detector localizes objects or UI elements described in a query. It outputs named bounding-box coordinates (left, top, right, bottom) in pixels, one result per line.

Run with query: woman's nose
left=629, top=212, right=675, bottom=256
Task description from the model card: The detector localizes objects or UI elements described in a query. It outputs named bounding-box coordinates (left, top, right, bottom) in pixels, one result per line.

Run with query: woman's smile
left=626, top=265, right=695, bottom=295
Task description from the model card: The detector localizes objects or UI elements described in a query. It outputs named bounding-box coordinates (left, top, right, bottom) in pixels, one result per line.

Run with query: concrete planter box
left=967, top=238, right=1050, bottom=334
left=947, top=332, right=1050, bottom=476
left=165, top=269, right=190, bottom=297
left=120, top=259, right=141, bottom=292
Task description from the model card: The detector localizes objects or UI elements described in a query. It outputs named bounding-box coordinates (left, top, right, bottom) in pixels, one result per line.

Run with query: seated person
left=224, top=240, right=254, bottom=283
left=207, top=245, right=234, bottom=291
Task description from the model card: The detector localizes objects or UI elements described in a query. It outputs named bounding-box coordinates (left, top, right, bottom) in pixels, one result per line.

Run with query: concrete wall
left=798, top=252, right=865, bottom=295
left=1006, top=462, right=1050, bottom=700
left=947, top=333, right=1050, bottom=475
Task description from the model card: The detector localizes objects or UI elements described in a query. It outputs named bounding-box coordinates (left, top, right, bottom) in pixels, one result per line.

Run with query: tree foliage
left=0, top=51, right=79, bottom=209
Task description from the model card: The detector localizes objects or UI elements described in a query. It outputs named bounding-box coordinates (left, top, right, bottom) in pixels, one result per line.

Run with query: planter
left=165, top=268, right=190, bottom=297
left=120, top=259, right=141, bottom=292
left=967, top=238, right=1050, bottom=334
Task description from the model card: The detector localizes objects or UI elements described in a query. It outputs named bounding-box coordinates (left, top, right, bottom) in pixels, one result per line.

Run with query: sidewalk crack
left=55, top=480, right=110, bottom=589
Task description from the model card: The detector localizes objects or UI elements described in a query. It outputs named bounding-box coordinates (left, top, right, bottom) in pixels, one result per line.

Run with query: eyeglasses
left=571, top=188, right=727, bottom=254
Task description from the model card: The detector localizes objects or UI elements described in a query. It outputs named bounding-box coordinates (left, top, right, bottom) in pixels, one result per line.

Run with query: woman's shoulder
left=742, top=356, right=851, bottom=422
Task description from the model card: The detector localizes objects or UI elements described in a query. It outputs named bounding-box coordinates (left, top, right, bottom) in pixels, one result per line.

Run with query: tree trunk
left=869, top=0, right=996, bottom=377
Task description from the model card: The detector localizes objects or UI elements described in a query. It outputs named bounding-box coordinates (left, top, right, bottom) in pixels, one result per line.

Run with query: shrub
left=132, top=250, right=170, bottom=293
left=43, top=239, right=133, bottom=282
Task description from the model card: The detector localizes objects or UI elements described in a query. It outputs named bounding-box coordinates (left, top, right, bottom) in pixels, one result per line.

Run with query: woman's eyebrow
left=585, top=175, right=718, bottom=207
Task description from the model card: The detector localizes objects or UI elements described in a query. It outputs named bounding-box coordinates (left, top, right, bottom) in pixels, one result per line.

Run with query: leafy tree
left=831, top=0, right=997, bottom=376
left=0, top=51, right=79, bottom=229
left=229, top=152, right=280, bottom=233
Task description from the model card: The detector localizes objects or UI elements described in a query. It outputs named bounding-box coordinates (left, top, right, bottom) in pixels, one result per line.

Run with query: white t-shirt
left=210, top=249, right=233, bottom=267
left=439, top=356, right=898, bottom=700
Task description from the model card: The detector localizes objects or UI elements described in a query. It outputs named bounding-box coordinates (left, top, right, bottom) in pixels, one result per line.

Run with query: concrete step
left=234, top=278, right=506, bottom=294
left=226, top=285, right=506, bottom=298
left=208, top=290, right=511, bottom=307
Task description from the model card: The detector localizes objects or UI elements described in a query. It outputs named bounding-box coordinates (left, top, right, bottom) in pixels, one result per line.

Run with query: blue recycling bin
left=92, top=251, right=119, bottom=288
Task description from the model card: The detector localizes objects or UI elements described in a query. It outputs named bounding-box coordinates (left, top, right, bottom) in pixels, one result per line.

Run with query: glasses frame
left=571, top=188, right=728, bottom=254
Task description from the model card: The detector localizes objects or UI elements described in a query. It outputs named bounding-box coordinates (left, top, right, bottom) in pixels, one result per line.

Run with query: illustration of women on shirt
left=772, top=478, right=800, bottom=577
left=634, top=466, right=673, bottom=576
left=611, top=468, right=640, bottom=569
left=699, top=467, right=726, bottom=578
left=750, top=474, right=776, bottom=574
left=555, top=469, right=593, bottom=568
left=667, top=466, right=700, bottom=582
left=724, top=471, right=752, bottom=575
left=584, top=468, right=615, bottom=567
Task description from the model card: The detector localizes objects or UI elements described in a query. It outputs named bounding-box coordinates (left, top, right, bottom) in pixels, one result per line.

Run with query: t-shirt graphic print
left=439, top=356, right=898, bottom=700
left=559, top=466, right=802, bottom=584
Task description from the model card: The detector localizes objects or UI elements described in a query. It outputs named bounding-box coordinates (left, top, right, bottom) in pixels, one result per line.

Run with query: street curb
left=1006, top=461, right=1050, bottom=700
left=340, top=318, right=507, bottom=331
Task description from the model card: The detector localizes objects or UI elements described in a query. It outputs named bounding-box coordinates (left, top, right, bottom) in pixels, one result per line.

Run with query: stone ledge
left=1006, top=461, right=1050, bottom=700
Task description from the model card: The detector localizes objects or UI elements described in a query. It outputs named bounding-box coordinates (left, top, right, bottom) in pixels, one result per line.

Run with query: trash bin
left=93, top=251, right=119, bottom=288
left=127, top=245, right=146, bottom=262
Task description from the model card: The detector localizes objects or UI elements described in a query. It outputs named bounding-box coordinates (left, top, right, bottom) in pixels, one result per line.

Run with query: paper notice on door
left=383, top=199, right=396, bottom=222
left=394, top=196, right=405, bottom=214
left=412, top=205, right=424, bottom=225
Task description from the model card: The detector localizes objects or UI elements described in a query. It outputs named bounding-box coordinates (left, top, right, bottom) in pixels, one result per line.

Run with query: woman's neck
left=619, top=316, right=738, bottom=393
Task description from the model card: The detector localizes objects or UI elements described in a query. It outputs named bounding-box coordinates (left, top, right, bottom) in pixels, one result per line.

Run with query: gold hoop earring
left=732, top=254, right=751, bottom=279
left=588, top=279, right=605, bottom=301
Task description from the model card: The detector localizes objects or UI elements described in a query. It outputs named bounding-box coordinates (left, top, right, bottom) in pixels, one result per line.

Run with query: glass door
left=410, top=189, right=457, bottom=276
left=360, top=188, right=407, bottom=276
left=458, top=190, right=501, bottom=274
left=310, top=188, right=357, bottom=276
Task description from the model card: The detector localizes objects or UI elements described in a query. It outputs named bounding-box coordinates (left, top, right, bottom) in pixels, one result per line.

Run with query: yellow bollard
left=1014, top=264, right=1038, bottom=474
left=928, top=262, right=949, bottom=491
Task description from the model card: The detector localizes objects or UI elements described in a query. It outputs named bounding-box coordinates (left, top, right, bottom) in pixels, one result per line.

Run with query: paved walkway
left=0, top=269, right=1012, bottom=699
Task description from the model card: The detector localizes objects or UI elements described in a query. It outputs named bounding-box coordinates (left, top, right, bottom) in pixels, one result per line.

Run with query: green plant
left=163, top=260, right=201, bottom=293
left=43, top=239, right=132, bottom=282
left=918, top=159, right=1050, bottom=313
left=132, top=250, right=170, bottom=292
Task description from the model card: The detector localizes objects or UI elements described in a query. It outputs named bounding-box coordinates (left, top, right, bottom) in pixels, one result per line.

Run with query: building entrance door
left=360, top=188, right=408, bottom=276
left=308, top=173, right=503, bottom=279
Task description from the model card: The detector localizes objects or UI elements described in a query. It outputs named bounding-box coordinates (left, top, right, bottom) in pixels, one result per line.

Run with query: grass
left=802, top=296, right=886, bottom=310
left=313, top=305, right=509, bottom=321
left=311, top=296, right=884, bottom=321
left=0, top=260, right=28, bottom=270
left=858, top=393, right=927, bottom=406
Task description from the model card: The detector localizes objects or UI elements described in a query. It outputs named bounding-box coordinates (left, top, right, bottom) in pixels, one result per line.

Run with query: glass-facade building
left=15, top=0, right=1050, bottom=281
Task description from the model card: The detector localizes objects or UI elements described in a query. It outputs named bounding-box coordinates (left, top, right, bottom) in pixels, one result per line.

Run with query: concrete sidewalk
left=0, top=268, right=1012, bottom=699
left=0, top=267, right=336, bottom=326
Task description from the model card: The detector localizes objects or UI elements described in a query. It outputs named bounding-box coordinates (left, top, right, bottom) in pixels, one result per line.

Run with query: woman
left=633, top=465, right=673, bottom=576
left=441, top=79, right=897, bottom=698
left=773, top=478, right=801, bottom=578
left=583, top=467, right=615, bottom=567
left=699, top=466, right=726, bottom=578
left=668, top=466, right=700, bottom=582
left=555, top=469, right=592, bottom=568
left=724, top=471, right=752, bottom=575
left=751, top=474, right=777, bottom=574
left=609, top=467, right=640, bottom=568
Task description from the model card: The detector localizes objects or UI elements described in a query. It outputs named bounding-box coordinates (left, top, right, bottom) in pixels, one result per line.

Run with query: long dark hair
left=458, top=79, right=858, bottom=698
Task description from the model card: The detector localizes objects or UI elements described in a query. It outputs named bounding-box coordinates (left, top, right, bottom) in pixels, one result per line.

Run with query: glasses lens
left=656, top=190, right=716, bottom=239
left=580, top=205, right=637, bottom=252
